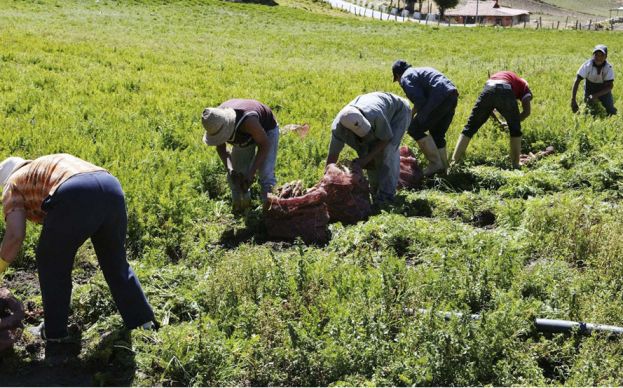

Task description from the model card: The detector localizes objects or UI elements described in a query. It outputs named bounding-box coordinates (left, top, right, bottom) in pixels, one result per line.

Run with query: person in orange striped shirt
left=0, top=154, right=156, bottom=344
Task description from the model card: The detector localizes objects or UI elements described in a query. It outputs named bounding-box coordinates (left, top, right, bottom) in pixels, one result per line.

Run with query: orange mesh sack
left=398, top=146, right=424, bottom=189
left=0, top=290, right=24, bottom=353
left=320, top=163, right=371, bottom=225
left=264, top=184, right=330, bottom=244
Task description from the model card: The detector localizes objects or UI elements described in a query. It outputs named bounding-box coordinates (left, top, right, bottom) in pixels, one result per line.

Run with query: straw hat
left=0, top=157, right=26, bottom=186
left=201, top=107, right=237, bottom=146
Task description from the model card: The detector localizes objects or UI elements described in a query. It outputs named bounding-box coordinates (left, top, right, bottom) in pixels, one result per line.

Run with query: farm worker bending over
left=571, top=44, right=616, bottom=116
left=392, top=60, right=458, bottom=176
left=326, top=92, right=411, bottom=205
left=202, top=99, right=279, bottom=212
left=452, top=71, right=532, bottom=169
left=0, top=154, right=156, bottom=343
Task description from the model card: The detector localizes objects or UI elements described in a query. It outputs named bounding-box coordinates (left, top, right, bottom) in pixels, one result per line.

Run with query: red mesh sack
left=398, top=146, right=424, bottom=189
left=264, top=186, right=330, bottom=244
left=321, top=163, right=371, bottom=225
left=0, top=289, right=24, bottom=353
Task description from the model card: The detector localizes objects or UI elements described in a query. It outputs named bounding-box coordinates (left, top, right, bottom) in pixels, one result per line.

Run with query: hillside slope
left=501, top=0, right=623, bottom=19
left=1, top=0, right=623, bottom=385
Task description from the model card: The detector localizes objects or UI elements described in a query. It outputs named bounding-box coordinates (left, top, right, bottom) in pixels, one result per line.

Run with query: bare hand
left=571, top=100, right=579, bottom=113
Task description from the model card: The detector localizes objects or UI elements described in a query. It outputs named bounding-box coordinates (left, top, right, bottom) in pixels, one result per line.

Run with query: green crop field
left=2, top=0, right=623, bottom=385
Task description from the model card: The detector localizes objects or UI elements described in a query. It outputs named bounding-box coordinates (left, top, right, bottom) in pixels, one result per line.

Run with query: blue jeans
left=37, top=171, right=154, bottom=338
left=228, top=126, right=279, bottom=202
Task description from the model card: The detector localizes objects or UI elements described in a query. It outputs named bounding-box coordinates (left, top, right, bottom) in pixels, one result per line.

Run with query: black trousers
left=37, top=171, right=154, bottom=338
left=408, top=92, right=458, bottom=148
left=462, top=83, right=522, bottom=138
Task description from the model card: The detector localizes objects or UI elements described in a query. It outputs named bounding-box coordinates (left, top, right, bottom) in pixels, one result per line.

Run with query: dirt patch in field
left=2, top=270, right=40, bottom=300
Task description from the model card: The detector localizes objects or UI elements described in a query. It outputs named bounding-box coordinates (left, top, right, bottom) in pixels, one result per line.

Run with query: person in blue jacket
left=392, top=59, right=458, bottom=176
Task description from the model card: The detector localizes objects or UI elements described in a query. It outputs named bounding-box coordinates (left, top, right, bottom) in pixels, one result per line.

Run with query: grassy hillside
left=1, top=0, right=623, bottom=385
left=538, top=0, right=622, bottom=17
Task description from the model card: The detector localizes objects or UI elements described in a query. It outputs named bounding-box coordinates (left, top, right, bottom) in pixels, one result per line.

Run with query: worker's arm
left=0, top=209, right=27, bottom=273
left=357, top=139, right=390, bottom=168
left=240, top=116, right=270, bottom=189
left=520, top=95, right=532, bottom=121
left=215, top=144, right=234, bottom=175
left=326, top=131, right=345, bottom=168
left=326, top=153, right=339, bottom=166
left=571, top=75, right=583, bottom=113
left=587, top=80, right=614, bottom=100
left=490, top=110, right=505, bottom=128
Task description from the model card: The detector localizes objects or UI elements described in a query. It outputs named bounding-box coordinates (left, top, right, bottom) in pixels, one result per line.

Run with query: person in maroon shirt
left=452, top=71, right=532, bottom=169
left=202, top=99, right=279, bottom=212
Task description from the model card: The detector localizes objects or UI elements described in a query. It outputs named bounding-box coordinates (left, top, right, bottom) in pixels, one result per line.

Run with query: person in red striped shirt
left=452, top=71, right=532, bottom=169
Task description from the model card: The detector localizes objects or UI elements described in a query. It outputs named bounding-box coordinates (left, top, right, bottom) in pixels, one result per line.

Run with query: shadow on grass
left=0, top=341, right=90, bottom=387
left=0, top=326, right=140, bottom=386
left=85, top=328, right=137, bottom=386
left=218, top=206, right=266, bottom=249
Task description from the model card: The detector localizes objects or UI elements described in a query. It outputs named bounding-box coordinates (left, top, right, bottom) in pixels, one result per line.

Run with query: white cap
left=337, top=106, right=371, bottom=137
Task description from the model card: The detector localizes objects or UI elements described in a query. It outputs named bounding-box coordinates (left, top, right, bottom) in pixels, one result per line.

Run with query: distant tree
left=405, top=0, right=423, bottom=13
left=433, top=0, right=458, bottom=17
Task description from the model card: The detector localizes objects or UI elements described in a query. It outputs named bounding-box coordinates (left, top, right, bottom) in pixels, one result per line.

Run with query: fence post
left=565, top=16, right=568, bottom=29
left=524, top=19, right=527, bottom=28
left=588, top=19, right=592, bottom=30
left=556, top=21, right=560, bottom=29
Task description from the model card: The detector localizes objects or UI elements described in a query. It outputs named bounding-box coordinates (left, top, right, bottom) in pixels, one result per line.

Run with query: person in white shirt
left=571, top=45, right=616, bottom=115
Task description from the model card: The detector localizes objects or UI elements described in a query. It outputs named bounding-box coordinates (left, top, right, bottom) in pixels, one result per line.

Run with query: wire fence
left=325, top=0, right=620, bottom=31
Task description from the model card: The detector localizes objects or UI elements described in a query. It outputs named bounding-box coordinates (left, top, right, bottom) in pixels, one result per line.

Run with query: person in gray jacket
left=326, top=92, right=411, bottom=205
left=392, top=60, right=458, bottom=176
